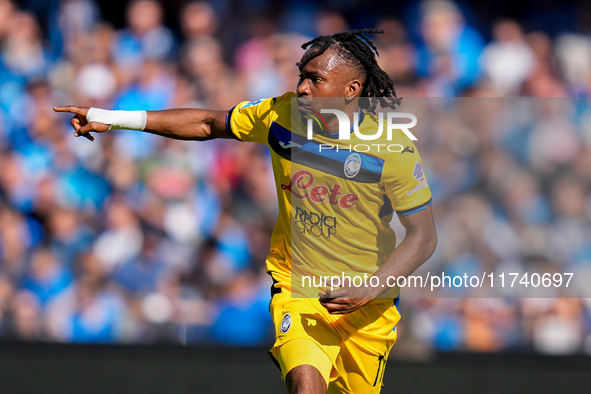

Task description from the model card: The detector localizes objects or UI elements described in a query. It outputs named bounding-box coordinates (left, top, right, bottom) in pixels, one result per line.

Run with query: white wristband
left=86, top=107, right=148, bottom=131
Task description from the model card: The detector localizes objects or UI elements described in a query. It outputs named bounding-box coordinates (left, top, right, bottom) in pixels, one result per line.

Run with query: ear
left=345, top=79, right=363, bottom=99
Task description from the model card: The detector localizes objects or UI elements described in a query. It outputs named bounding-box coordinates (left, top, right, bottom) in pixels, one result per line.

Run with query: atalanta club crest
left=281, top=313, right=291, bottom=334
left=344, top=153, right=361, bottom=178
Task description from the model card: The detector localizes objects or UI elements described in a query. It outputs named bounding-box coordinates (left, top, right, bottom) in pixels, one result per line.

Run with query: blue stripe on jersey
left=268, top=121, right=385, bottom=183
left=269, top=121, right=309, bottom=145
left=297, top=138, right=385, bottom=175
left=225, top=106, right=241, bottom=141
left=396, top=198, right=432, bottom=216
left=393, top=296, right=400, bottom=331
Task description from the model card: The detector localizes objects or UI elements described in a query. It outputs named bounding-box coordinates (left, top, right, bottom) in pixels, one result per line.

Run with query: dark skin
left=296, top=48, right=363, bottom=133
left=51, top=107, right=231, bottom=142
left=285, top=365, right=327, bottom=394
left=318, top=205, right=436, bottom=313
left=296, top=48, right=437, bottom=315
left=54, top=46, right=437, bottom=394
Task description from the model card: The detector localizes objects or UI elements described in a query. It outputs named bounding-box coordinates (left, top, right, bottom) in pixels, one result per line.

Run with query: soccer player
left=55, top=29, right=437, bottom=394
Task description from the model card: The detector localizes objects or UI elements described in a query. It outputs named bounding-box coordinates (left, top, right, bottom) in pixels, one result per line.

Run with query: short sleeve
left=381, top=140, right=432, bottom=216
left=226, top=97, right=277, bottom=144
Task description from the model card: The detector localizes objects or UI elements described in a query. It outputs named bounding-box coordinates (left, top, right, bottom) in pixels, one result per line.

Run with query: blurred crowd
left=0, top=0, right=590, bottom=356
left=394, top=97, right=591, bottom=356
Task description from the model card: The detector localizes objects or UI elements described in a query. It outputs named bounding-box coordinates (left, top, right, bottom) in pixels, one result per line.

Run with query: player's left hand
left=318, top=286, right=376, bottom=314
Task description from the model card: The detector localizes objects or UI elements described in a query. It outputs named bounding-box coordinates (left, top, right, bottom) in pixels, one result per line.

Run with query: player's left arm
left=374, top=204, right=437, bottom=284
left=319, top=206, right=437, bottom=314
left=321, top=137, right=436, bottom=314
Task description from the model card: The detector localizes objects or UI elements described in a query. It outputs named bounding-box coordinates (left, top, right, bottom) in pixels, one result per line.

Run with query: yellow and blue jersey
left=226, top=92, right=432, bottom=296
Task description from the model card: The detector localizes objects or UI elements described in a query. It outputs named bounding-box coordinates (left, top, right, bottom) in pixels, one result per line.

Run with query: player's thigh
left=278, top=338, right=333, bottom=388
left=269, top=292, right=341, bottom=381
left=328, top=301, right=399, bottom=394
left=327, top=340, right=394, bottom=394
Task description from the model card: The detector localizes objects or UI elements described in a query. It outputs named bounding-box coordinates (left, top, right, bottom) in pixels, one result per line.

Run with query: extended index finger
left=53, top=106, right=87, bottom=116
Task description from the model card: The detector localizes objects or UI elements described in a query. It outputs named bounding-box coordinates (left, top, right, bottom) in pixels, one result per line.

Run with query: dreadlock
left=296, top=29, right=402, bottom=113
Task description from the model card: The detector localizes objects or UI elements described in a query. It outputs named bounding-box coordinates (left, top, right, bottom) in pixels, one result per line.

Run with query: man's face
left=296, top=47, right=361, bottom=112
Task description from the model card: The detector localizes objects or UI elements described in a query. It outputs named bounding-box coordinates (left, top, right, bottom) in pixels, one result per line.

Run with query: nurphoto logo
left=305, top=109, right=418, bottom=141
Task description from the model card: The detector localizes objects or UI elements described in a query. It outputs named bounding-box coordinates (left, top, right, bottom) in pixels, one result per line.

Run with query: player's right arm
left=53, top=106, right=231, bottom=142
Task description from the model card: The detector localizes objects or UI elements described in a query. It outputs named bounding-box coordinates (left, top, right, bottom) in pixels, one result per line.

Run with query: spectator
left=114, top=0, right=175, bottom=64
left=416, top=0, right=484, bottom=95
left=481, top=19, right=535, bottom=96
